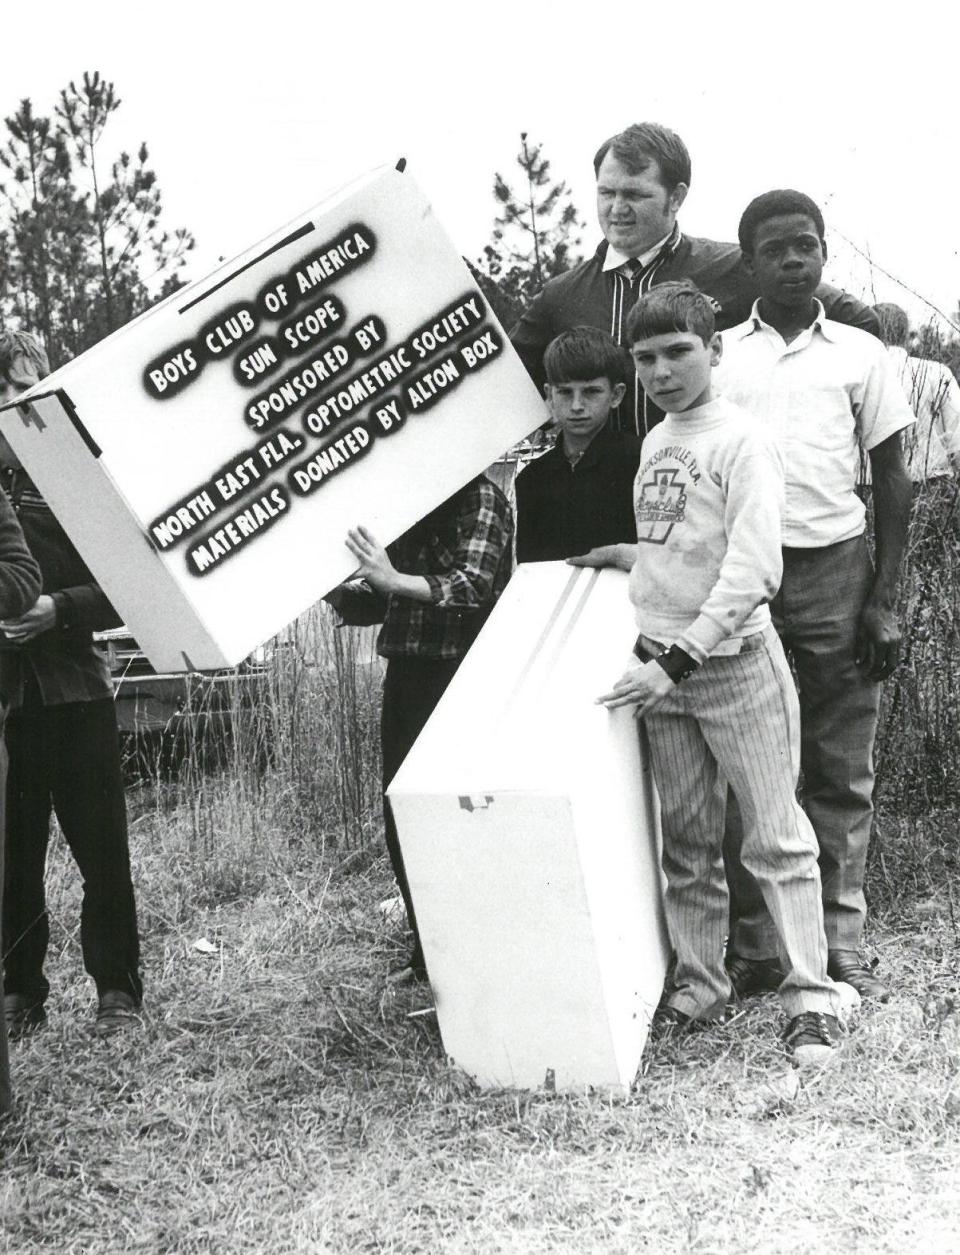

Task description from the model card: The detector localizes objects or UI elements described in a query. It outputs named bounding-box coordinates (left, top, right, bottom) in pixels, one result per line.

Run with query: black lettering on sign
left=277, top=295, right=345, bottom=356
left=244, top=311, right=382, bottom=431
left=408, top=293, right=487, bottom=359
left=233, top=338, right=282, bottom=386
left=143, top=342, right=200, bottom=400
left=149, top=428, right=304, bottom=551
left=457, top=328, right=504, bottom=372
left=369, top=395, right=406, bottom=437
left=287, top=423, right=373, bottom=497
left=256, top=224, right=376, bottom=319
left=301, top=293, right=485, bottom=432
left=405, top=357, right=462, bottom=415
left=406, top=327, right=503, bottom=415
left=188, top=485, right=290, bottom=577
left=198, top=303, right=259, bottom=363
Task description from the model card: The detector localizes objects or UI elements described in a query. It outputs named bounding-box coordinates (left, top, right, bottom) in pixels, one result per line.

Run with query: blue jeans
left=725, top=535, right=881, bottom=955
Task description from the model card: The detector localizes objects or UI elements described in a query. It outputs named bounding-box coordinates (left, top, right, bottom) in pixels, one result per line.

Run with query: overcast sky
left=6, top=1, right=959, bottom=327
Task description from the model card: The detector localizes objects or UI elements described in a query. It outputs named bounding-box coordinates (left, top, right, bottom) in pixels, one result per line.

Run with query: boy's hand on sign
left=596, top=659, right=674, bottom=716
left=345, top=526, right=398, bottom=595
left=0, top=594, right=57, bottom=642
left=567, top=543, right=637, bottom=572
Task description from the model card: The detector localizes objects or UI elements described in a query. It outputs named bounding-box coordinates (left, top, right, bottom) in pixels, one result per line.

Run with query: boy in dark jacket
left=515, top=327, right=641, bottom=563
left=0, top=443, right=41, bottom=1112
left=0, top=331, right=143, bottom=1043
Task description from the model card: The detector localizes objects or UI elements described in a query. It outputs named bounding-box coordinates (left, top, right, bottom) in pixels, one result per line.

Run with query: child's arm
left=345, top=526, right=432, bottom=602
left=674, top=432, right=784, bottom=664
left=422, top=484, right=512, bottom=606
left=599, top=429, right=784, bottom=717
left=346, top=482, right=512, bottom=607
left=860, top=432, right=910, bottom=680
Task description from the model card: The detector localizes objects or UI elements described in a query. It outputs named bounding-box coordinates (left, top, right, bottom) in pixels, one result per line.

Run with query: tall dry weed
left=875, top=476, right=960, bottom=816
left=139, top=604, right=384, bottom=900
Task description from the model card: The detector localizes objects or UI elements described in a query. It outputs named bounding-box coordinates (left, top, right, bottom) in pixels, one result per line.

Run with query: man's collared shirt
left=886, top=344, right=960, bottom=481
left=717, top=300, right=914, bottom=548
left=601, top=230, right=676, bottom=274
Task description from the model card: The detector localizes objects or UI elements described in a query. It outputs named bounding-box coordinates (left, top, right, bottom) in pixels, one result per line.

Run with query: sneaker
left=94, top=990, right=141, bottom=1038
left=783, top=1011, right=843, bottom=1067
left=725, top=953, right=784, bottom=999
left=827, top=950, right=890, bottom=1002
left=4, top=993, right=46, bottom=1041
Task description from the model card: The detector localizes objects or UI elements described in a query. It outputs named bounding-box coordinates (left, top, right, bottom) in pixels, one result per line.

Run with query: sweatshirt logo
left=636, top=467, right=687, bottom=544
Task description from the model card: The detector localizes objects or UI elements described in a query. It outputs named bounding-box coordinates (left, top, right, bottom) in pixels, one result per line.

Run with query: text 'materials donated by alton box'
left=0, top=166, right=545, bottom=671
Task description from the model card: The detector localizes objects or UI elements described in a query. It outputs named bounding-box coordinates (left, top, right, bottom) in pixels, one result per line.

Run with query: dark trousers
left=725, top=536, right=881, bottom=955
left=381, top=656, right=460, bottom=960
left=2, top=692, right=142, bottom=1005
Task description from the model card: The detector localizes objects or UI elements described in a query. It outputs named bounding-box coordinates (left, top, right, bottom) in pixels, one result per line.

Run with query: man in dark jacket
left=0, top=332, right=142, bottom=1043
left=0, top=460, right=41, bottom=1114
left=511, top=122, right=879, bottom=437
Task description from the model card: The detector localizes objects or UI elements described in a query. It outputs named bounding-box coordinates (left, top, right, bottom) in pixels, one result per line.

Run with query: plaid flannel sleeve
left=422, top=481, right=513, bottom=608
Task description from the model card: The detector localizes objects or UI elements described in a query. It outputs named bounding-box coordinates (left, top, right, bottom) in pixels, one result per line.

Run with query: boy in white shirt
left=718, top=192, right=913, bottom=1003
left=575, top=282, right=841, bottom=1065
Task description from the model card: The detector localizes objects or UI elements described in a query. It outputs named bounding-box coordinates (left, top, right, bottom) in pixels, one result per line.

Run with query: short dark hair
left=593, top=123, right=691, bottom=195
left=0, top=328, right=48, bottom=383
left=738, top=190, right=825, bottom=255
left=873, top=302, right=910, bottom=347
left=624, top=281, right=716, bottom=348
left=543, top=326, right=632, bottom=387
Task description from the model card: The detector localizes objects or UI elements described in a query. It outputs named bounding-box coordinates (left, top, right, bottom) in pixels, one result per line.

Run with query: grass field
left=3, top=478, right=960, bottom=1254
left=2, top=788, right=959, bottom=1254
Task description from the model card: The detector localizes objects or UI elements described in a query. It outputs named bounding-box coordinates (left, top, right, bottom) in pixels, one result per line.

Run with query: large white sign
left=0, top=166, right=545, bottom=670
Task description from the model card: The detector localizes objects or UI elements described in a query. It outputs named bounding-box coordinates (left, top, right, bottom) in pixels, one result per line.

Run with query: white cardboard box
left=0, top=166, right=545, bottom=671
left=388, top=562, right=670, bottom=1094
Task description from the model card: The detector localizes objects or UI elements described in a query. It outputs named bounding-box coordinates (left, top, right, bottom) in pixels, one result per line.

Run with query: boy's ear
left=668, top=182, right=689, bottom=215
left=821, top=237, right=828, bottom=263
left=710, top=332, right=723, bottom=367
left=611, top=381, right=627, bottom=407
left=741, top=248, right=755, bottom=278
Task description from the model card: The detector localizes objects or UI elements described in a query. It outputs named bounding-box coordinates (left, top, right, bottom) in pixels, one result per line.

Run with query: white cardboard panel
left=0, top=166, right=546, bottom=670
left=389, top=563, right=670, bottom=1093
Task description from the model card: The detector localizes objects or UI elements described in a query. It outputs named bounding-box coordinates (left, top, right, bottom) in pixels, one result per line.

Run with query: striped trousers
left=641, top=624, right=837, bottom=1020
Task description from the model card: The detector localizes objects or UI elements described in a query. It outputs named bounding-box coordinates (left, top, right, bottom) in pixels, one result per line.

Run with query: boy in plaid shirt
left=339, top=475, right=513, bottom=982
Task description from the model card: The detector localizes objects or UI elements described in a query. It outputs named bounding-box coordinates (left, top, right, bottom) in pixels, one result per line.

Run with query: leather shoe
left=827, top=950, right=890, bottom=1002
left=725, top=953, right=784, bottom=999
left=783, top=1011, right=843, bottom=1068
left=4, top=993, right=46, bottom=1040
left=94, top=990, right=141, bottom=1037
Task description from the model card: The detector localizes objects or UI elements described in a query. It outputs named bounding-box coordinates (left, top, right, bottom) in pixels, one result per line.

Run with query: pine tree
left=0, top=72, right=195, bottom=368
left=55, top=71, right=194, bottom=347
left=0, top=98, right=76, bottom=361
left=475, top=133, right=585, bottom=328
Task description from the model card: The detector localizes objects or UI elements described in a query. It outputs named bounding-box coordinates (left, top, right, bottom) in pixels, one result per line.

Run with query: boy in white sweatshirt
left=575, top=281, right=841, bottom=1065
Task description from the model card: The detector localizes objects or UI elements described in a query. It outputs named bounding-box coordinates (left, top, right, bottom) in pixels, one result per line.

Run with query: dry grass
left=4, top=496, right=960, bottom=1254
left=3, top=800, right=960, bottom=1255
